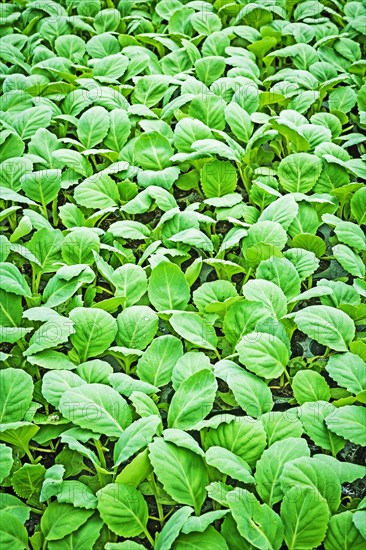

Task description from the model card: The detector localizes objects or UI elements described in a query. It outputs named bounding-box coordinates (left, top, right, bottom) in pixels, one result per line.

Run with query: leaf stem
left=150, top=473, right=165, bottom=525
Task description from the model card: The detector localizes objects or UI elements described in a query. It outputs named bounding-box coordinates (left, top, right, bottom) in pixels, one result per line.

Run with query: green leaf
left=149, top=438, right=208, bottom=513
left=12, top=463, right=45, bottom=501
left=0, top=444, right=13, bottom=483
left=172, top=352, right=212, bottom=391
left=292, top=305, right=355, bottom=352
left=256, top=257, right=301, bottom=300
left=173, top=527, right=230, bottom=549
left=14, top=106, right=52, bottom=140
left=74, top=174, right=120, bottom=209
left=333, top=244, right=365, bottom=278
left=116, top=306, right=158, bottom=350
left=155, top=506, right=193, bottom=550
left=227, top=488, right=284, bottom=550
left=298, top=402, right=345, bottom=455
left=132, top=75, right=170, bottom=107
left=148, top=261, right=190, bottom=311
left=0, top=494, right=30, bottom=524
left=236, top=332, right=289, bottom=379
left=205, top=417, right=266, bottom=468
left=169, top=312, right=218, bottom=351
left=0, top=262, right=32, bottom=297
left=0, top=511, right=29, bottom=550
left=205, top=447, right=254, bottom=484
left=69, top=307, right=117, bottom=361
left=260, top=411, right=303, bottom=446
left=189, top=94, right=226, bottom=131
left=292, top=370, right=331, bottom=404
left=136, top=335, right=183, bottom=387
left=167, top=369, right=217, bottom=429
left=278, top=153, right=322, bottom=193
left=41, top=501, right=93, bottom=541
left=181, top=509, right=229, bottom=534
left=97, top=483, right=148, bottom=537
left=281, top=487, right=329, bottom=550
left=48, top=515, right=103, bottom=550
left=215, top=360, right=273, bottom=417
left=325, top=511, right=365, bottom=550
left=104, top=109, right=131, bottom=152
left=325, top=405, right=366, bottom=446
left=280, top=456, right=341, bottom=513
left=223, top=299, right=268, bottom=346
left=59, top=384, right=132, bottom=437
left=113, top=416, right=161, bottom=466
left=135, top=132, right=173, bottom=170
left=21, top=169, right=61, bottom=205
left=326, top=352, right=366, bottom=394
left=0, top=368, right=33, bottom=422
left=200, top=160, right=237, bottom=198
left=225, top=102, right=254, bottom=143
left=255, top=437, right=310, bottom=506
left=77, top=106, right=110, bottom=148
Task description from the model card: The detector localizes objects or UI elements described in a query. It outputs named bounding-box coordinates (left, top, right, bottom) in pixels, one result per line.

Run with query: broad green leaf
left=116, top=306, right=158, bottom=350
left=292, top=305, right=355, bottom=351
left=255, top=437, right=310, bottom=506
left=173, top=527, right=229, bottom=549
left=0, top=444, right=13, bottom=483
left=169, top=312, right=218, bottom=351
left=205, top=447, right=254, bottom=483
left=0, top=511, right=29, bottom=550
left=256, top=257, right=301, bottom=300
left=69, top=308, right=117, bottom=361
left=325, top=405, right=366, bottom=446
left=200, top=160, right=237, bottom=198
left=167, top=369, right=217, bottom=429
left=149, top=438, right=208, bottom=514
left=172, top=352, right=212, bottom=391
left=0, top=368, right=33, bottom=422
left=97, top=483, right=148, bottom=537
left=281, top=487, right=329, bottom=550
left=260, top=411, right=303, bottom=446
left=326, top=352, right=366, bottom=394
left=74, top=174, right=120, bottom=209
left=0, top=494, right=30, bottom=524
left=113, top=416, right=161, bottom=466
left=12, top=463, right=45, bottom=501
left=324, top=511, right=365, bottom=550
left=298, top=402, right=345, bottom=455
left=42, top=370, right=86, bottom=408
left=14, top=106, right=52, bottom=140
left=21, top=169, right=61, bottom=205
left=215, top=360, right=273, bottom=417
left=204, top=417, right=266, bottom=468
left=41, top=501, right=93, bottom=541
left=227, top=488, right=284, bottom=550
left=59, top=384, right=132, bottom=437
left=77, top=106, right=110, bottom=148
left=136, top=335, right=183, bottom=387
left=148, top=261, right=190, bottom=311
left=0, top=263, right=32, bottom=297
left=236, top=332, right=289, bottom=379
left=333, top=244, right=365, bottom=278
left=278, top=153, right=322, bottom=193
left=48, top=515, right=103, bottom=550
left=155, top=506, right=193, bottom=550
left=135, top=132, right=173, bottom=170
left=223, top=299, right=268, bottom=346
left=280, top=456, right=341, bottom=513
left=292, top=370, right=331, bottom=404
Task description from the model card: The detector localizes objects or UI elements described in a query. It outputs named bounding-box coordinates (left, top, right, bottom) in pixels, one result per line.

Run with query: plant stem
left=150, top=474, right=165, bottom=525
